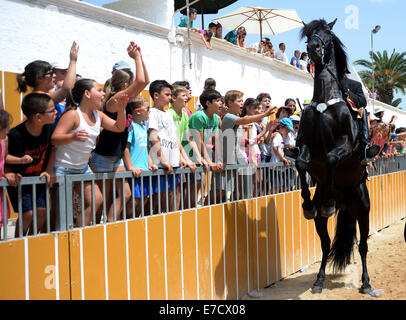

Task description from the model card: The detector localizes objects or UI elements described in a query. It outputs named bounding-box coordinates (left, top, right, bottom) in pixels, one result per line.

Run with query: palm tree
left=354, top=49, right=406, bottom=107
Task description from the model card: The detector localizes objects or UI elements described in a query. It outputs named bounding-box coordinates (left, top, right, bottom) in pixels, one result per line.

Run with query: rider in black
left=285, top=76, right=380, bottom=163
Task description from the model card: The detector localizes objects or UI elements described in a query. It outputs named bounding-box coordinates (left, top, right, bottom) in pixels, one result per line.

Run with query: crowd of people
left=178, top=9, right=315, bottom=75
left=0, top=37, right=405, bottom=238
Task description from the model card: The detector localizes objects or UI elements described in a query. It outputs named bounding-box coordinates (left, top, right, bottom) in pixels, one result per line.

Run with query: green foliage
left=354, top=49, right=406, bottom=107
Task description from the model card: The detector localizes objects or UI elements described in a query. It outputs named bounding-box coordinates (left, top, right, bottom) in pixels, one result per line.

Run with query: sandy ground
left=243, top=218, right=406, bottom=300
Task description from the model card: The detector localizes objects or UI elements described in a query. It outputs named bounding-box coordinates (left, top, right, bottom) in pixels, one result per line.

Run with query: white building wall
left=102, top=0, right=174, bottom=30
left=0, top=0, right=316, bottom=107
left=1, top=0, right=405, bottom=125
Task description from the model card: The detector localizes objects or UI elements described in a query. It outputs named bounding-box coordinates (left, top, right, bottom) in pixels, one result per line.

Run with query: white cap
left=289, top=115, right=300, bottom=122
left=374, top=107, right=384, bottom=114
left=51, top=61, right=68, bottom=70
left=369, top=114, right=379, bottom=121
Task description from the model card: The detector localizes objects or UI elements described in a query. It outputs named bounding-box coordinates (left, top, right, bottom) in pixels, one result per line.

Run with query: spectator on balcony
left=257, top=38, right=275, bottom=58
left=208, top=22, right=217, bottom=36
left=275, top=43, right=288, bottom=64
left=215, top=22, right=223, bottom=39
left=178, top=8, right=199, bottom=31
left=308, top=60, right=315, bottom=75
left=290, top=50, right=302, bottom=70
left=224, top=26, right=246, bottom=48
left=199, top=29, right=213, bottom=50
left=299, top=52, right=309, bottom=71
left=16, top=41, right=79, bottom=105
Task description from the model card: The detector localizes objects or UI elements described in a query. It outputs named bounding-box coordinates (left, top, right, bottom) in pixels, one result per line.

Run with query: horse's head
left=300, top=18, right=348, bottom=79
left=301, top=18, right=337, bottom=64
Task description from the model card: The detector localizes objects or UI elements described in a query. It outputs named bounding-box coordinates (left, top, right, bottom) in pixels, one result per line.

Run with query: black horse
left=296, top=19, right=372, bottom=294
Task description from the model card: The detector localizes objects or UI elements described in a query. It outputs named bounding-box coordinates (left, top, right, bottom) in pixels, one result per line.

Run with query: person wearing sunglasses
left=16, top=41, right=79, bottom=106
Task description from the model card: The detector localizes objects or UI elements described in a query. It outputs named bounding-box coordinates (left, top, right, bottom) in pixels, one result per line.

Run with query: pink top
left=0, top=139, right=10, bottom=227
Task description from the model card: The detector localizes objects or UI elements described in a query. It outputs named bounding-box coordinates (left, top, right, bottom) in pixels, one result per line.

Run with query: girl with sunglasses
left=16, top=41, right=79, bottom=105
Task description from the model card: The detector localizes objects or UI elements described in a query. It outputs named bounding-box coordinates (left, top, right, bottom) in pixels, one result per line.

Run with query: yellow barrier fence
left=0, top=171, right=404, bottom=300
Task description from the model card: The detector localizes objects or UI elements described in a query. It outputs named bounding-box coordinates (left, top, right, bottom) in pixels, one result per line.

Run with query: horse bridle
left=309, top=33, right=332, bottom=65
left=308, top=32, right=347, bottom=110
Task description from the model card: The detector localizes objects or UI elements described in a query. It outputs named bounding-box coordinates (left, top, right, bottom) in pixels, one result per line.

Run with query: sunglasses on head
left=43, top=68, right=55, bottom=77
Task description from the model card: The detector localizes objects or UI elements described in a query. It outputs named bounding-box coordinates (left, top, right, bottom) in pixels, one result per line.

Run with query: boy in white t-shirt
left=148, top=80, right=195, bottom=213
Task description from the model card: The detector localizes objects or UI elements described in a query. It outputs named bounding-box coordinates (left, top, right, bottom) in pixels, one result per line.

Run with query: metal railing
left=1, top=155, right=405, bottom=241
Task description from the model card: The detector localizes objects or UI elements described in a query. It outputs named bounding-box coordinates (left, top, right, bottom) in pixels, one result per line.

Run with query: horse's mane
left=300, top=19, right=349, bottom=80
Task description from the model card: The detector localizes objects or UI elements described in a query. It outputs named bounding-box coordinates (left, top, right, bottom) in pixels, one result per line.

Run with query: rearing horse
left=296, top=19, right=372, bottom=294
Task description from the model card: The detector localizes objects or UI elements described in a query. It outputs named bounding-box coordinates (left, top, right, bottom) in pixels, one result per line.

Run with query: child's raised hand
left=73, top=129, right=89, bottom=142
left=127, top=41, right=141, bottom=59
left=111, top=92, right=129, bottom=110
left=20, top=155, right=33, bottom=164
left=70, top=41, right=79, bottom=61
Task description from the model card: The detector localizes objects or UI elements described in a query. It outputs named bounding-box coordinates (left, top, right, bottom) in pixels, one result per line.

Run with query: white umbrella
left=213, top=6, right=304, bottom=40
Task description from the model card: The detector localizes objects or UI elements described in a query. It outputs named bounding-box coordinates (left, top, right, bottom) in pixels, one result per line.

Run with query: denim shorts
left=54, top=165, right=93, bottom=176
left=91, top=152, right=124, bottom=172
left=7, top=185, right=47, bottom=214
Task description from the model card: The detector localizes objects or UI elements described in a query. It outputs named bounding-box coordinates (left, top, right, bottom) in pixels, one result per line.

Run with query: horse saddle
left=311, top=98, right=344, bottom=113
left=311, top=97, right=364, bottom=119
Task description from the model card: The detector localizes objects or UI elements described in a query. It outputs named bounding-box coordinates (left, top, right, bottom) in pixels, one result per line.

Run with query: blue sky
left=85, top=0, right=406, bottom=106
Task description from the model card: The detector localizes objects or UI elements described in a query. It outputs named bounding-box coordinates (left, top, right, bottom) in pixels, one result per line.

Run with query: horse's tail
left=328, top=209, right=357, bottom=272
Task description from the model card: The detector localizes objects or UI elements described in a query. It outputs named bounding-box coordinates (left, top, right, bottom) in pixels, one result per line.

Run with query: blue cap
left=278, top=118, right=294, bottom=132
left=112, top=60, right=131, bottom=71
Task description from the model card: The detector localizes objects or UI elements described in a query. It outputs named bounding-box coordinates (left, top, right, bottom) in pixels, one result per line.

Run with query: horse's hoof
left=303, top=206, right=317, bottom=220
left=321, top=204, right=336, bottom=218
left=312, top=285, right=323, bottom=294
left=360, top=285, right=371, bottom=294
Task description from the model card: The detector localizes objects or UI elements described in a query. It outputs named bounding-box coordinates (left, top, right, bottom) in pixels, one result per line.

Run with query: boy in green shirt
left=188, top=89, right=224, bottom=205
left=178, top=8, right=198, bottom=31
left=168, top=86, right=202, bottom=208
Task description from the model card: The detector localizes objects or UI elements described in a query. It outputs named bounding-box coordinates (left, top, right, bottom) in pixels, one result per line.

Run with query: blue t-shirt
left=127, top=121, right=149, bottom=171
left=54, top=103, right=66, bottom=127
left=178, top=16, right=194, bottom=28
left=290, top=56, right=301, bottom=69
left=224, top=30, right=237, bottom=45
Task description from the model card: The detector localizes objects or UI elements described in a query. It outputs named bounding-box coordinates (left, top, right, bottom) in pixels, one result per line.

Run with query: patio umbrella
left=175, top=0, right=238, bottom=28
left=213, top=6, right=304, bottom=41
